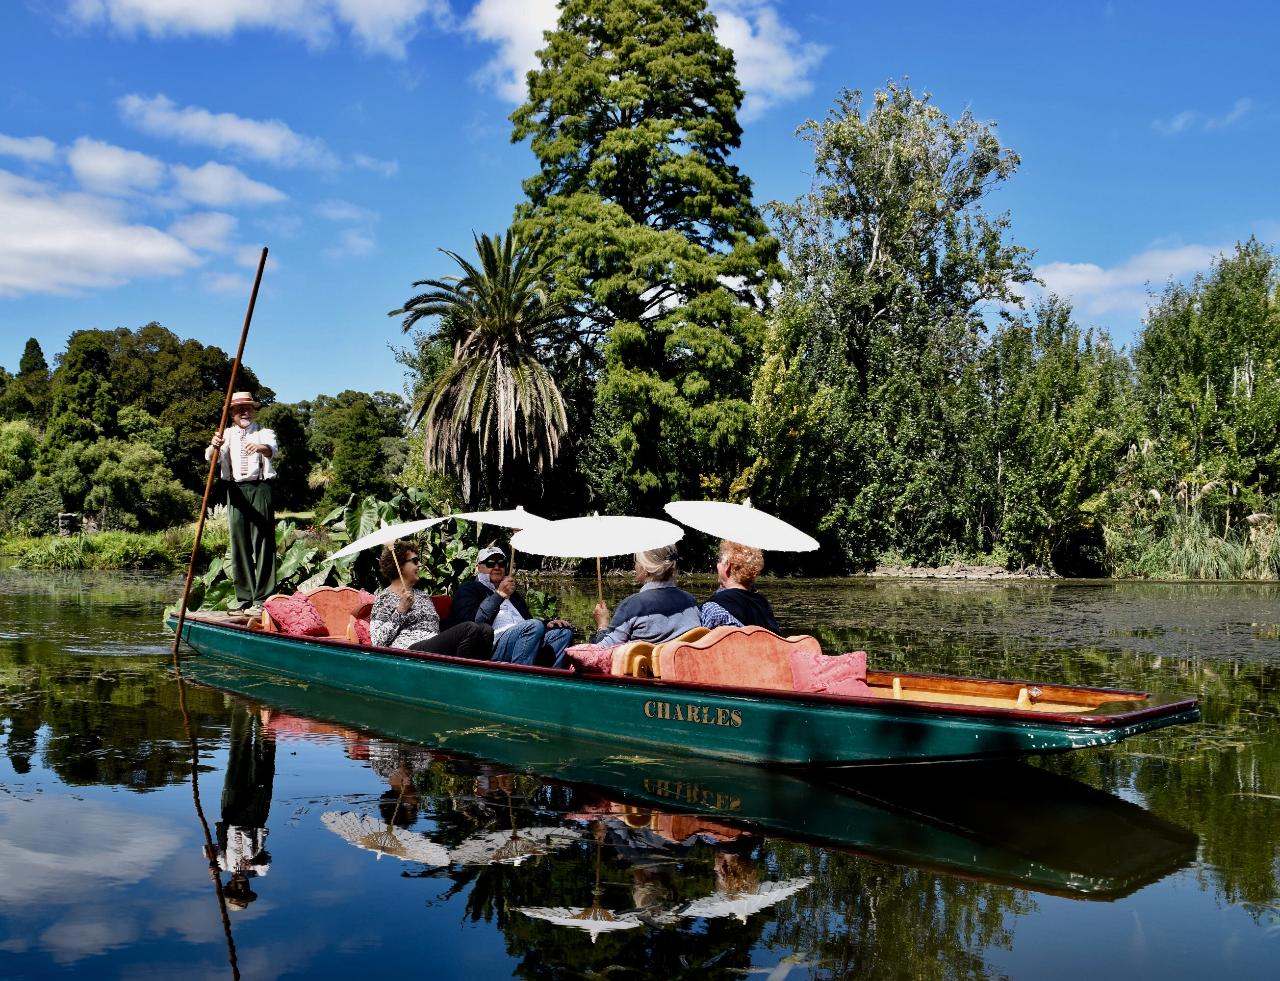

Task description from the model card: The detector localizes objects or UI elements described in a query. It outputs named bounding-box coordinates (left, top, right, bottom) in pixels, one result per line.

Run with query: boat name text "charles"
left=643, top=778, right=742, bottom=812
left=643, top=700, right=743, bottom=727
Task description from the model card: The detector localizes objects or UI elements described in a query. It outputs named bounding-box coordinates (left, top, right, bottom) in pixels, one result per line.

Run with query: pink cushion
left=352, top=616, right=371, bottom=645
left=563, top=644, right=617, bottom=673
left=264, top=594, right=329, bottom=637
left=790, top=650, right=870, bottom=696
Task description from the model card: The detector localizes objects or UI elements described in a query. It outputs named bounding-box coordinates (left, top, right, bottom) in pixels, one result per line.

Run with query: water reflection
left=2, top=571, right=1278, bottom=977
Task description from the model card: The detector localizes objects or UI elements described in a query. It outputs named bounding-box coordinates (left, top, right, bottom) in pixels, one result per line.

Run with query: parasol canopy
left=518, top=904, right=644, bottom=942
left=320, top=811, right=450, bottom=865
left=663, top=499, right=819, bottom=552
left=448, top=825, right=581, bottom=866
left=510, top=515, right=683, bottom=559
left=679, top=876, right=814, bottom=922
left=450, top=506, right=548, bottom=530
left=326, top=516, right=449, bottom=562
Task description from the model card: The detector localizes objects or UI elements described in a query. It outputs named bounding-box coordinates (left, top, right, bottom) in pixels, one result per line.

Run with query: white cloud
left=119, top=93, right=337, bottom=168
left=67, top=137, right=166, bottom=195
left=353, top=152, right=399, bottom=177
left=68, top=0, right=449, bottom=58
left=466, top=0, right=556, bottom=103
left=0, top=133, right=58, bottom=162
left=169, top=211, right=237, bottom=251
left=0, top=168, right=199, bottom=296
left=1033, top=243, right=1226, bottom=317
left=201, top=270, right=251, bottom=293
left=326, top=228, right=376, bottom=257
left=316, top=198, right=376, bottom=223
left=1152, top=97, right=1255, bottom=135
left=713, top=0, right=826, bottom=121
left=172, top=161, right=286, bottom=206
left=464, top=0, right=824, bottom=116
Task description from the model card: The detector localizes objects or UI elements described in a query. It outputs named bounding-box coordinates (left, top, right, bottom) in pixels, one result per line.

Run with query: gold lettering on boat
left=643, top=778, right=742, bottom=812
left=641, top=700, right=744, bottom=728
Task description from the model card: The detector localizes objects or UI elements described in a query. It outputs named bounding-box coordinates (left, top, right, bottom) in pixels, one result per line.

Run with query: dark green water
left=2, top=570, right=1278, bottom=979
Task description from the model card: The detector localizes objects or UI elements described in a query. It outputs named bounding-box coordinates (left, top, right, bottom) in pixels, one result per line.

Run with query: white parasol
left=448, top=825, right=581, bottom=866
left=518, top=904, right=644, bottom=942
left=517, top=834, right=643, bottom=942
left=320, top=811, right=450, bottom=865
left=326, top=516, right=449, bottom=562
left=679, top=876, right=813, bottom=922
left=449, top=506, right=548, bottom=573
left=664, top=499, right=819, bottom=552
left=511, top=514, right=684, bottom=600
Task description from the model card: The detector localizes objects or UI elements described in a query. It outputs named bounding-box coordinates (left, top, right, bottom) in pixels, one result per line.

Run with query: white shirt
left=476, top=573, right=524, bottom=636
left=206, top=422, right=278, bottom=481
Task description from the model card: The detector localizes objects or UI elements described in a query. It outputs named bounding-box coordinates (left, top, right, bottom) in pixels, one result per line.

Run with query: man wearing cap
left=445, top=546, right=574, bottom=667
left=206, top=392, right=278, bottom=615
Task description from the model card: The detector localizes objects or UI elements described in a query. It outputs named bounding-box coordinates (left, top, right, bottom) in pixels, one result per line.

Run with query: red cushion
left=790, top=650, right=870, bottom=696
left=563, top=644, right=616, bottom=673
left=431, top=594, right=452, bottom=620
left=264, top=594, right=329, bottom=637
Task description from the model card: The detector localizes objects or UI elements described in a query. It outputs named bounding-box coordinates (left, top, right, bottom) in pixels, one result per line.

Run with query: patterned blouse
left=370, top=588, right=440, bottom=650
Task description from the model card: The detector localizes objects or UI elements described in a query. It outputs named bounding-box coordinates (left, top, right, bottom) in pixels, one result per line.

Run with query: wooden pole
left=170, top=247, right=269, bottom=662
left=596, top=556, right=603, bottom=603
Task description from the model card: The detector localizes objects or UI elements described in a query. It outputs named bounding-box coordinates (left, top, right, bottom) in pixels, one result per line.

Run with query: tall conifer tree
left=512, top=0, right=779, bottom=512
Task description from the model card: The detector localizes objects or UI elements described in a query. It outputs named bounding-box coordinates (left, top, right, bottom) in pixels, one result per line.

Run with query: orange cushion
left=263, top=594, right=328, bottom=637
left=790, top=650, right=870, bottom=696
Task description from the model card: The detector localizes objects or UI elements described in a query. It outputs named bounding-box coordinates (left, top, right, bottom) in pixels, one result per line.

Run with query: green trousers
left=226, top=480, right=276, bottom=608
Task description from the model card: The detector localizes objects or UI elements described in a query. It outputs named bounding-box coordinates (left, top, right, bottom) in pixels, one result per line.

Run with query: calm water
left=2, top=570, right=1278, bottom=979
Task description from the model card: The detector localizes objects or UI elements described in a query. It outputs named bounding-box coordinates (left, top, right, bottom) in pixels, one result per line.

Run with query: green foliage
left=47, top=438, right=196, bottom=531
left=0, top=338, right=52, bottom=423
left=257, top=401, right=316, bottom=512
left=980, top=298, right=1129, bottom=572
left=188, top=489, right=482, bottom=610
left=512, top=0, right=780, bottom=513
left=391, top=229, right=569, bottom=505
left=0, top=475, right=61, bottom=537
left=0, top=420, right=38, bottom=495
left=756, top=81, right=1034, bottom=569
left=316, top=392, right=393, bottom=516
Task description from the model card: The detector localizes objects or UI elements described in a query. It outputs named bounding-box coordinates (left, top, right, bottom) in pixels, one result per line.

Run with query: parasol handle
left=596, top=556, right=603, bottom=603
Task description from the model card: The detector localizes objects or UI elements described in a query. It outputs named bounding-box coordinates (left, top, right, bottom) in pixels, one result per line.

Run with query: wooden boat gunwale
left=171, top=614, right=1197, bottom=730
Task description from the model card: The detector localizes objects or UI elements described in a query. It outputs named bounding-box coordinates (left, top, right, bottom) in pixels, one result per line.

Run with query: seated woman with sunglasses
left=369, top=542, right=493, bottom=658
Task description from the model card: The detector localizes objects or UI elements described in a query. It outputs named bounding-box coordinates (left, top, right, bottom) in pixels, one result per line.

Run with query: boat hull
left=169, top=615, right=1199, bottom=767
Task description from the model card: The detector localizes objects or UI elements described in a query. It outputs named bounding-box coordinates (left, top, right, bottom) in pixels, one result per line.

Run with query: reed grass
left=1105, top=510, right=1280, bottom=580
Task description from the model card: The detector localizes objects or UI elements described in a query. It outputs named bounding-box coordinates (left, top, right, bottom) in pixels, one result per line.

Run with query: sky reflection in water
left=0, top=569, right=1278, bottom=978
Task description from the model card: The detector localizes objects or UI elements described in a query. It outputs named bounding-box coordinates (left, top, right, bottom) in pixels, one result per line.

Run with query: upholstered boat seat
left=655, top=625, right=871, bottom=696
left=610, top=627, right=711, bottom=678
left=261, top=586, right=374, bottom=641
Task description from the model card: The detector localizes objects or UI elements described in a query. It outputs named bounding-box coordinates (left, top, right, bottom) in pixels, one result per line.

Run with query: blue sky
left=1, top=1, right=1276, bottom=403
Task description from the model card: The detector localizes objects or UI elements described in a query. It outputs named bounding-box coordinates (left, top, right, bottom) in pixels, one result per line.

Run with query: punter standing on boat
left=700, top=541, right=780, bottom=631
left=445, top=546, right=575, bottom=667
left=206, top=391, right=277, bottom=615
left=370, top=541, right=493, bottom=657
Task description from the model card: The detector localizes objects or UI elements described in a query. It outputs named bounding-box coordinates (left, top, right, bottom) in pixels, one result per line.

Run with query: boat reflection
left=187, top=660, right=1197, bottom=903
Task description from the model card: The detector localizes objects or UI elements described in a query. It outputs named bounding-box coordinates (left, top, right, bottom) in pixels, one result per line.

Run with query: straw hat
left=229, top=391, right=259, bottom=409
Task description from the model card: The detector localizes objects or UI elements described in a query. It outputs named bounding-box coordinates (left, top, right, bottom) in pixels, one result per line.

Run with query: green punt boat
left=168, top=613, right=1200, bottom=767
left=186, top=659, right=1198, bottom=900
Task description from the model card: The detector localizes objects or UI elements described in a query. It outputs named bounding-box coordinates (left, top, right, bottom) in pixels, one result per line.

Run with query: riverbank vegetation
left=2, top=0, right=1277, bottom=580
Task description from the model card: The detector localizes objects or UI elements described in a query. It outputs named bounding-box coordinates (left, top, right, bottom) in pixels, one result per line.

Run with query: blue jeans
left=492, top=620, right=574, bottom=668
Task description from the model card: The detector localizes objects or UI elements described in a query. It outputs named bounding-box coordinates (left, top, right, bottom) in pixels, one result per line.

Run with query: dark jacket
left=445, top=577, right=532, bottom=630
left=708, top=587, right=779, bottom=632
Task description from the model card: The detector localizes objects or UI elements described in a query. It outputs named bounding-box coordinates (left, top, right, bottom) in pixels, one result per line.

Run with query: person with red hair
left=699, top=540, right=780, bottom=631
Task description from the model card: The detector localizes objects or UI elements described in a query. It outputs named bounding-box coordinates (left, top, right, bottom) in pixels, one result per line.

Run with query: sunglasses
left=480, top=558, right=506, bottom=568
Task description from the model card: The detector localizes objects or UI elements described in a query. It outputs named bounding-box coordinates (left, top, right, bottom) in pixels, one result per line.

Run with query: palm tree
left=390, top=229, right=569, bottom=504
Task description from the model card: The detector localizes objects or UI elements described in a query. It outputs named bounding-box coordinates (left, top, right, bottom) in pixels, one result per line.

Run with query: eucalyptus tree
left=511, top=0, right=780, bottom=512
left=750, top=82, right=1035, bottom=567
left=390, top=229, right=569, bottom=506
